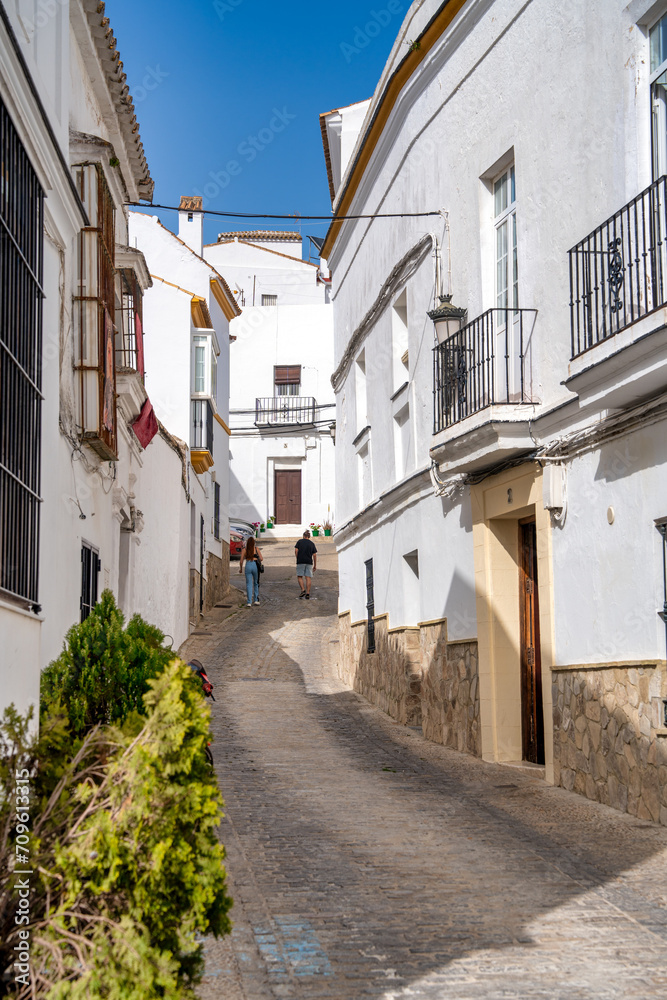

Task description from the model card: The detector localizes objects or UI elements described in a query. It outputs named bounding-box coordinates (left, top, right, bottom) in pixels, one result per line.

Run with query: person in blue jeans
left=239, top=535, right=263, bottom=606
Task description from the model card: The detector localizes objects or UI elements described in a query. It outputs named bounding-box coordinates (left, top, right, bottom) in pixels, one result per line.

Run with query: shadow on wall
left=229, top=467, right=263, bottom=526
left=553, top=664, right=667, bottom=823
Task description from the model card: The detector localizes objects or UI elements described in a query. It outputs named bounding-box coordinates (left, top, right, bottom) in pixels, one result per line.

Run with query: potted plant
left=323, top=520, right=333, bottom=537
left=252, top=521, right=261, bottom=538
left=310, top=521, right=321, bottom=537
left=266, top=515, right=274, bottom=529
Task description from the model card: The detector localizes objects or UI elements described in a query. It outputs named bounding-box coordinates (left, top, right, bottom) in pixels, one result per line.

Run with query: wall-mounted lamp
left=655, top=516, right=667, bottom=656
left=428, top=294, right=467, bottom=344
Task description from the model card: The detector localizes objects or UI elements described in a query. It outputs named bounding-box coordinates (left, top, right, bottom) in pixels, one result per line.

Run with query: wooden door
left=519, top=519, right=544, bottom=764
left=275, top=470, right=301, bottom=524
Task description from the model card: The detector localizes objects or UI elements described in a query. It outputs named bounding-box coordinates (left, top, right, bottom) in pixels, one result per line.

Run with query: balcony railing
left=433, top=308, right=535, bottom=432
left=569, top=175, right=667, bottom=359
left=191, top=398, right=214, bottom=452
left=255, top=396, right=316, bottom=425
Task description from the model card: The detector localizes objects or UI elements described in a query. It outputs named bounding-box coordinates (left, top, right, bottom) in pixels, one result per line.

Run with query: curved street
left=180, top=539, right=667, bottom=1000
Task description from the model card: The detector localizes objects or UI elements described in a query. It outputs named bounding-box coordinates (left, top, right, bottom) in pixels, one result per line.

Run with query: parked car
left=230, top=529, right=244, bottom=559
left=230, top=519, right=256, bottom=540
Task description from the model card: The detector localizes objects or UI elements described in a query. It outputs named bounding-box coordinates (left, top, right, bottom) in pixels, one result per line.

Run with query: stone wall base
left=338, top=613, right=480, bottom=754
left=205, top=546, right=228, bottom=613
left=553, top=665, right=667, bottom=824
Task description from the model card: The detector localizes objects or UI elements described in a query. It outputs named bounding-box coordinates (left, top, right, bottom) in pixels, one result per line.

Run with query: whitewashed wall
left=329, top=0, right=661, bottom=655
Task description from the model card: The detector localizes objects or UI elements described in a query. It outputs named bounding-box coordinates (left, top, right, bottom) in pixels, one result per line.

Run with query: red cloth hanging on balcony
left=132, top=398, right=158, bottom=448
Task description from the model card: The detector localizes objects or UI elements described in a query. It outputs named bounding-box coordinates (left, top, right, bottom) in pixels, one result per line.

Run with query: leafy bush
left=1, top=661, right=232, bottom=999
left=41, top=591, right=174, bottom=738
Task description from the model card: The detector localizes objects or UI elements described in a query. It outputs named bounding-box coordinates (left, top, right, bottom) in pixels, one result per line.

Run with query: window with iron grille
left=213, top=482, right=221, bottom=540
left=115, top=269, right=144, bottom=375
left=274, top=364, right=301, bottom=396
left=0, top=97, right=44, bottom=610
left=262, top=294, right=278, bottom=306
left=365, top=558, right=376, bottom=654
left=81, top=542, right=101, bottom=622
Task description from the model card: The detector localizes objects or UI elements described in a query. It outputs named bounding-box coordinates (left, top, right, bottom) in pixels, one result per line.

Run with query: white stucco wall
left=327, top=0, right=663, bottom=650
left=204, top=239, right=327, bottom=307
left=226, top=297, right=336, bottom=533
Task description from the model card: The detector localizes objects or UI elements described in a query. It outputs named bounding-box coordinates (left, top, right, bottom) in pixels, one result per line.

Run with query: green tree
left=41, top=591, right=173, bottom=738
left=1, top=661, right=232, bottom=999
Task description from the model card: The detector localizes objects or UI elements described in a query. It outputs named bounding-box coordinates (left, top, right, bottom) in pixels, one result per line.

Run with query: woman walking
left=239, top=535, right=263, bottom=607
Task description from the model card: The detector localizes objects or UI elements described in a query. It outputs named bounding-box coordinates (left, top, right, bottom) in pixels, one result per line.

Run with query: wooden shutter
left=274, top=365, right=301, bottom=386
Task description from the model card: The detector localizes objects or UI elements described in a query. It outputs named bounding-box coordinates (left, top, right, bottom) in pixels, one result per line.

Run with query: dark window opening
left=213, top=482, right=221, bottom=540
left=365, top=558, right=375, bottom=654
left=81, top=542, right=101, bottom=622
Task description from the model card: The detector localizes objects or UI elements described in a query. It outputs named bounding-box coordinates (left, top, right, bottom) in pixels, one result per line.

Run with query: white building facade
left=129, top=202, right=240, bottom=617
left=0, top=0, right=191, bottom=720
left=204, top=233, right=336, bottom=536
left=324, top=0, right=667, bottom=823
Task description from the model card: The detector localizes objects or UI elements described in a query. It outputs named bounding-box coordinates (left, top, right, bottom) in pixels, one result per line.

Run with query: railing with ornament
left=569, top=175, right=667, bottom=358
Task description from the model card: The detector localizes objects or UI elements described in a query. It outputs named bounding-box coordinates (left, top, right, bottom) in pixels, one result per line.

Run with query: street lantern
left=428, top=294, right=467, bottom=344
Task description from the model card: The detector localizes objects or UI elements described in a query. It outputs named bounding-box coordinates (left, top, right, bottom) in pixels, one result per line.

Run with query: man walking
left=295, top=529, right=317, bottom=599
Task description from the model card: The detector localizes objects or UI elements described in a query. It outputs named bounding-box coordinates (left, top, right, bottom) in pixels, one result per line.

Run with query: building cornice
left=331, top=234, right=433, bottom=392
left=321, top=0, right=468, bottom=260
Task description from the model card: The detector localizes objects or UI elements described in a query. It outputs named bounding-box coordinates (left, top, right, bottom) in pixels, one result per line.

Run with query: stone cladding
left=338, top=613, right=480, bottom=753
left=553, top=664, right=667, bottom=824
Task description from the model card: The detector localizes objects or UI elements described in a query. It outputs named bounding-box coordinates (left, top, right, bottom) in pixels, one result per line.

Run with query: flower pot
left=267, top=521, right=273, bottom=529
left=324, top=528, right=332, bottom=536
left=312, top=529, right=320, bottom=537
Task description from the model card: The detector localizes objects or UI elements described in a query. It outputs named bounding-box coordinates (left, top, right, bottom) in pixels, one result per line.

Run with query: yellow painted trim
left=210, top=278, right=241, bottom=321
left=321, top=0, right=468, bottom=260
left=191, top=297, right=214, bottom=330
left=190, top=449, right=214, bottom=474
left=417, top=616, right=448, bottom=628
left=373, top=612, right=389, bottom=622
left=150, top=273, right=198, bottom=298
left=214, top=412, right=231, bottom=436
left=387, top=625, right=420, bottom=634
left=338, top=609, right=351, bottom=619
left=552, top=659, right=666, bottom=673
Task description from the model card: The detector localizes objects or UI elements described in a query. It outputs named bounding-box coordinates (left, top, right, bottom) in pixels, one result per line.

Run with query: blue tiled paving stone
left=189, top=540, right=667, bottom=999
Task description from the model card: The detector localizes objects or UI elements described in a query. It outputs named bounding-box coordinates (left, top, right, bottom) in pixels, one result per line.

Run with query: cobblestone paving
left=184, top=540, right=667, bottom=999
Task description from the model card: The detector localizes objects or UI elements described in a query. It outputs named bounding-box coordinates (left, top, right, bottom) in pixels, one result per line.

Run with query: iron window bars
left=255, top=396, right=316, bottom=425
left=569, top=175, right=667, bottom=358
left=0, top=97, right=44, bottom=610
left=365, top=558, right=376, bottom=654
left=433, top=308, right=535, bottom=431
left=73, top=162, right=118, bottom=459
left=115, top=268, right=144, bottom=374
left=80, top=541, right=100, bottom=622
left=213, top=481, right=221, bottom=540
left=191, top=398, right=214, bottom=453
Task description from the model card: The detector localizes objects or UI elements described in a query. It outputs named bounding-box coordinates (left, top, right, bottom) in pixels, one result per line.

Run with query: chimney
left=178, top=196, right=203, bottom=256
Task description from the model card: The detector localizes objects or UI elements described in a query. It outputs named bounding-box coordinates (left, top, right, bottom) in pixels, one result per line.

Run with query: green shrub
left=1, top=661, right=232, bottom=999
left=41, top=591, right=173, bottom=738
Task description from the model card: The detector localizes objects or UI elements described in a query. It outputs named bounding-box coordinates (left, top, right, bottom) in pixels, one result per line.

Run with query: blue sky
left=111, top=0, right=409, bottom=251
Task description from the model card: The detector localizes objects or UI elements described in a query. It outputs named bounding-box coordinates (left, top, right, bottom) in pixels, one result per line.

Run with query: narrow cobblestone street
left=181, top=540, right=667, bottom=1000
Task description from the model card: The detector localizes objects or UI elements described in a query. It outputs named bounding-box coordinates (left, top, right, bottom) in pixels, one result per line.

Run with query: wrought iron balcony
left=255, top=396, right=316, bottom=426
left=433, top=308, right=536, bottom=432
left=191, top=398, right=214, bottom=451
left=569, top=175, right=667, bottom=359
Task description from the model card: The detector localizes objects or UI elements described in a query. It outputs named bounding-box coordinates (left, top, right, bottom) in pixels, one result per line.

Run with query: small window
left=213, top=482, right=221, bottom=540
left=274, top=364, right=301, bottom=396
left=262, top=294, right=278, bottom=306
left=365, top=558, right=375, bottom=654
left=81, top=542, right=100, bottom=622
left=194, top=337, right=207, bottom=393
left=392, top=290, right=409, bottom=388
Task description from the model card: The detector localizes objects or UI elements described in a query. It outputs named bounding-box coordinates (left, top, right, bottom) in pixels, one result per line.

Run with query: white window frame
left=650, top=10, right=667, bottom=178
left=493, top=163, right=518, bottom=315
left=191, top=333, right=218, bottom=399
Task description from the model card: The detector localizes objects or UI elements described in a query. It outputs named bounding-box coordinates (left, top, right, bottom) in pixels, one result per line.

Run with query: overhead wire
left=127, top=201, right=441, bottom=222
